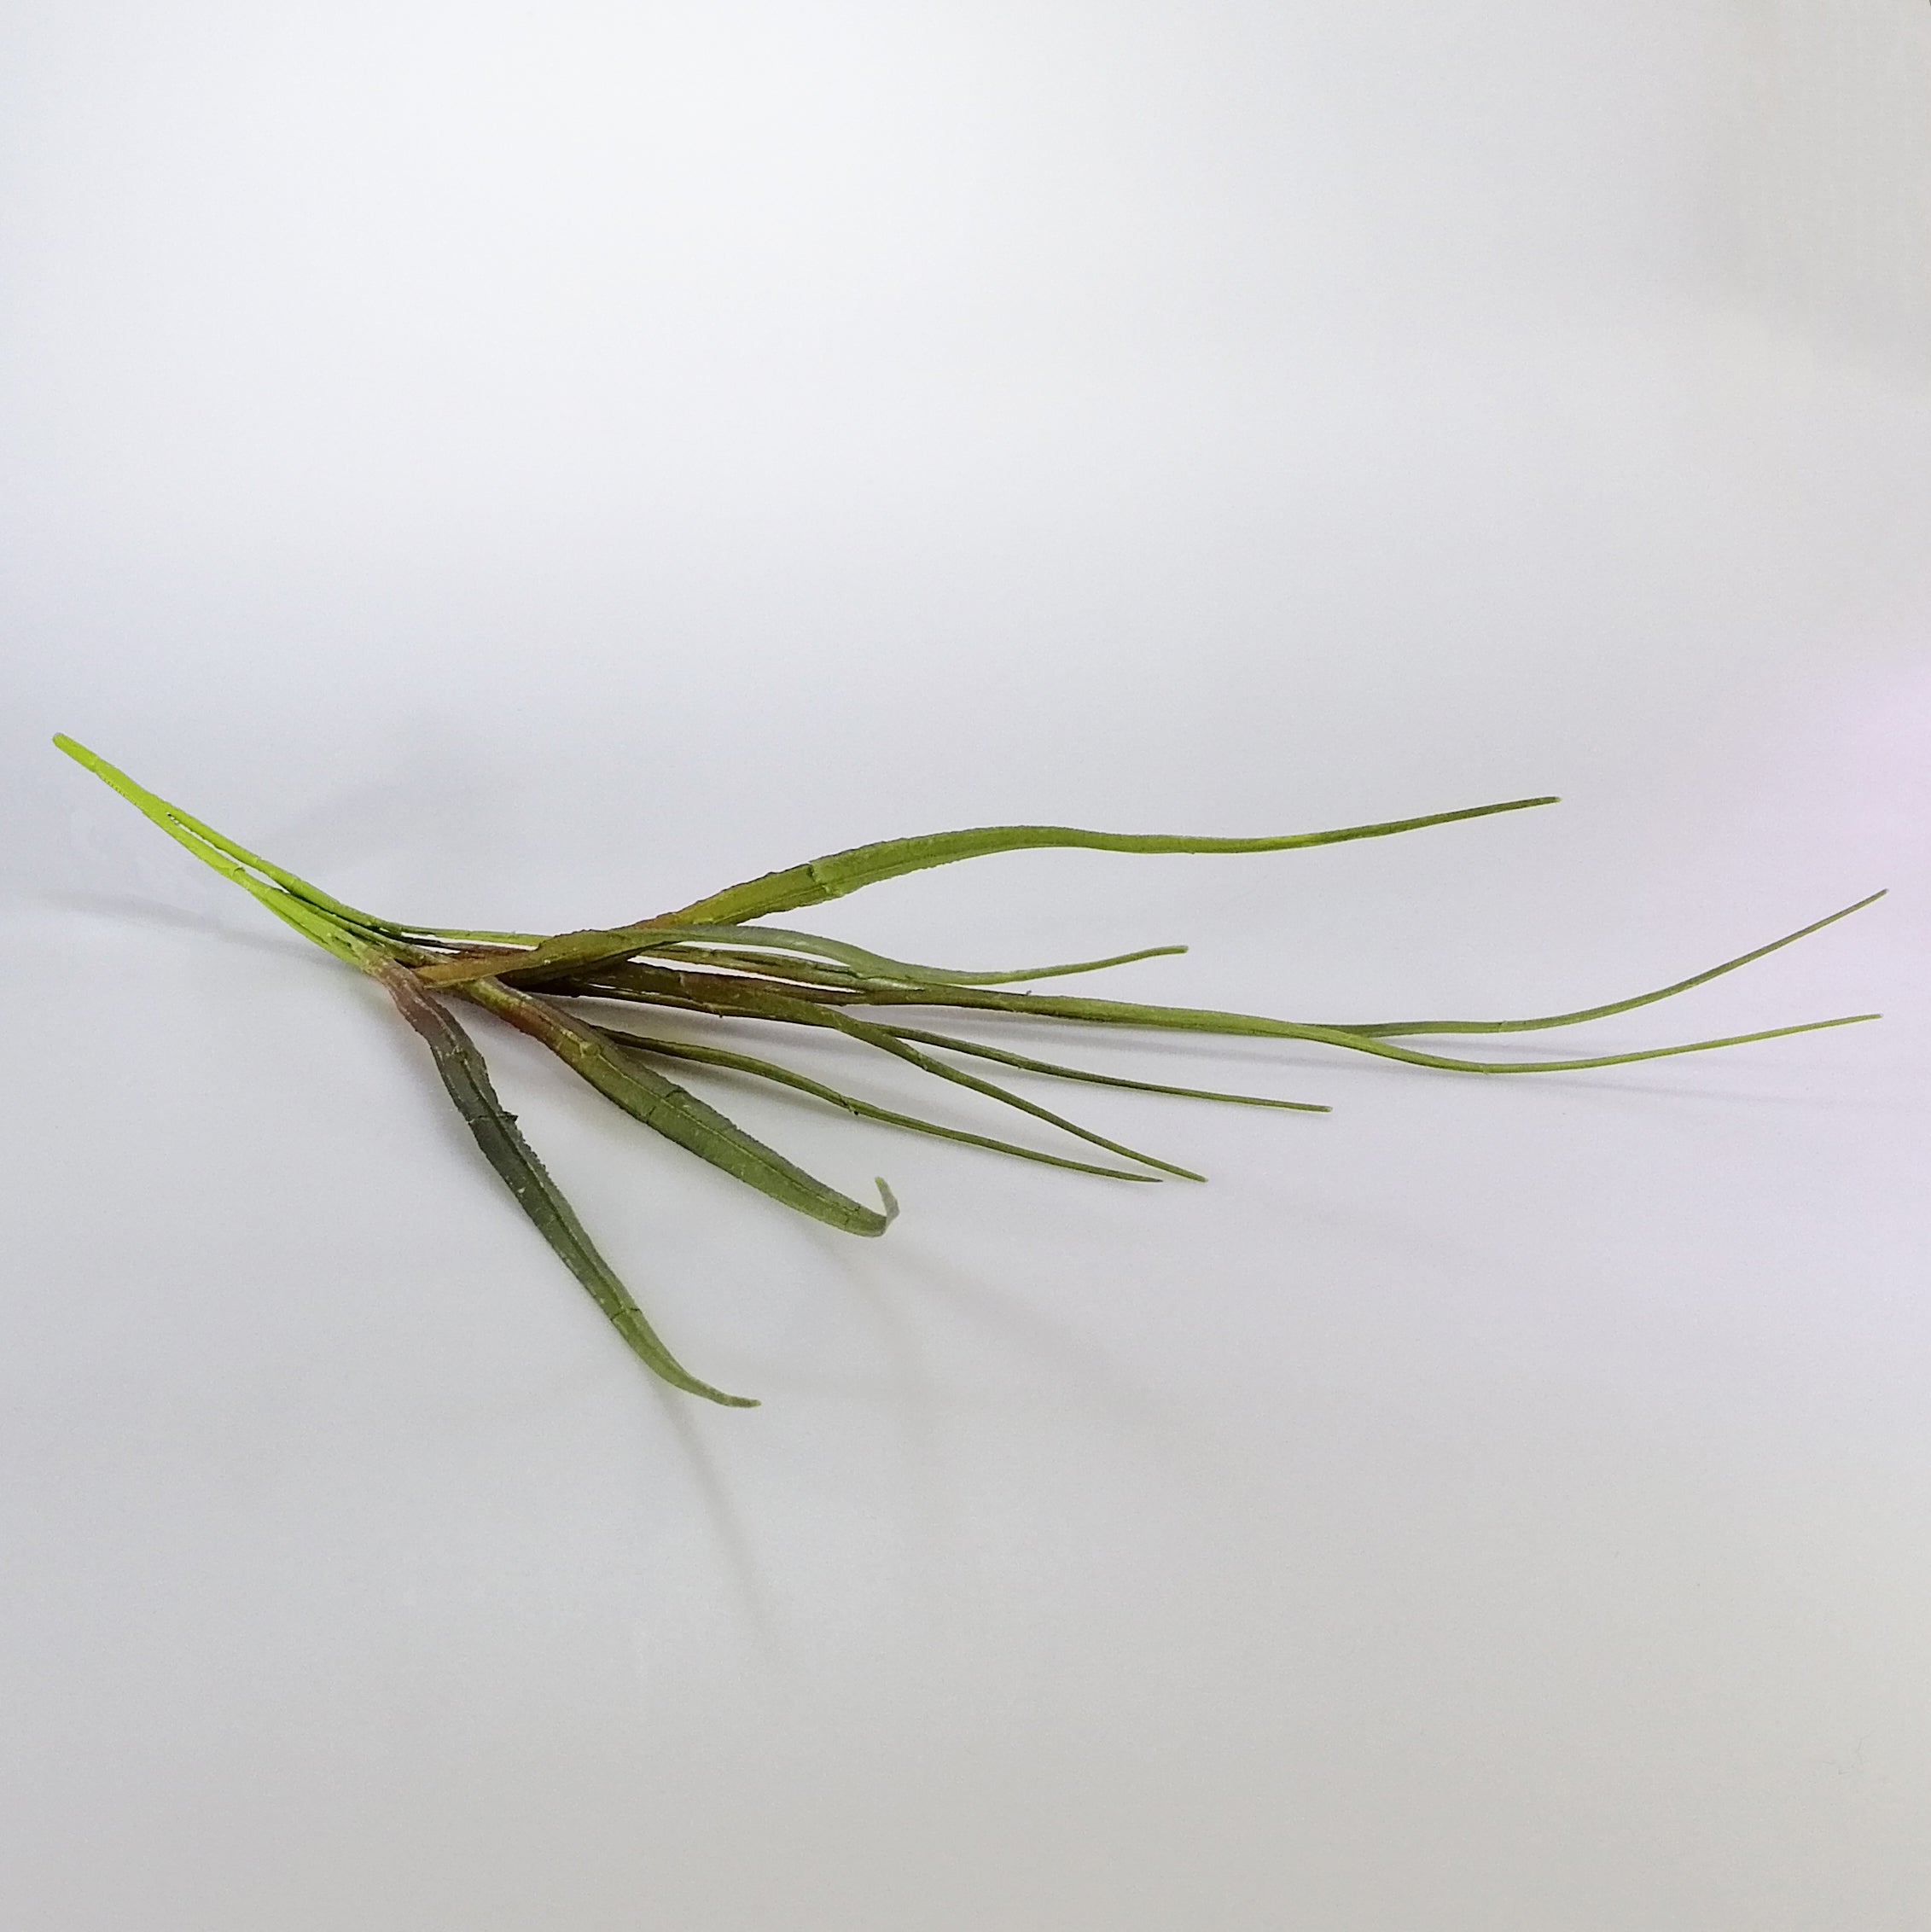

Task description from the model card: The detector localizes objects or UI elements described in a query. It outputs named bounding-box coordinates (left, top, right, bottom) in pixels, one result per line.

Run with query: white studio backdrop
left=3, top=6, right=1929, bottom=1929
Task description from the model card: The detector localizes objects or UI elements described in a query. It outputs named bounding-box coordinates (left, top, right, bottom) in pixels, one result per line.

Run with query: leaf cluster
left=55, top=736, right=1881, bottom=1408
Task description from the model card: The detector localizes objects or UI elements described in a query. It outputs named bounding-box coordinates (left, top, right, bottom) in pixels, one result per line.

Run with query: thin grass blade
left=633, top=924, right=1188, bottom=988
left=836, top=982, right=1882, bottom=1074
left=1292, top=1014, right=1883, bottom=1074
left=53, top=736, right=417, bottom=953
left=675, top=983, right=1212, bottom=1181
left=557, top=972, right=1209, bottom=1178
left=597, top=1025, right=1161, bottom=1181
left=1327, top=892, right=1887, bottom=1036
left=410, top=921, right=1185, bottom=994
left=872, top=1021, right=1330, bottom=1112
left=658, top=796, right=1562, bottom=924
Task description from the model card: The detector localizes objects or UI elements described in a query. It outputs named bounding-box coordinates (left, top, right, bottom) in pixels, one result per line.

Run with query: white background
left=4, top=4, right=1929, bottom=1926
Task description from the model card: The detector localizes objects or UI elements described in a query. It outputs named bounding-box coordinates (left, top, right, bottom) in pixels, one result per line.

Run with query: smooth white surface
left=4, top=6, right=1929, bottom=1927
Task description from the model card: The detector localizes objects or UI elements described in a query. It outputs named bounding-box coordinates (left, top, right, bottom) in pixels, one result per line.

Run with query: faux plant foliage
left=55, top=736, right=1882, bottom=1410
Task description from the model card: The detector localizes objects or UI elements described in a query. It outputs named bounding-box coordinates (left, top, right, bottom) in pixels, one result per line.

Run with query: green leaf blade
left=462, top=979, right=898, bottom=1237
left=1329, top=892, right=1887, bottom=1037
left=598, top=1023, right=1164, bottom=1181
left=660, top=796, right=1562, bottom=925
left=372, top=962, right=757, bottom=1408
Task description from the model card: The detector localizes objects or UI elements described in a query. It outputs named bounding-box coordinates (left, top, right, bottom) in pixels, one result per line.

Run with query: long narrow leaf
left=411, top=921, right=1185, bottom=994
left=835, top=982, right=1882, bottom=1074
left=53, top=736, right=414, bottom=952
left=1327, top=893, right=1886, bottom=1036
left=596, top=1025, right=1161, bottom=1182
left=871, top=1021, right=1330, bottom=1112
left=555, top=958, right=870, bottom=1012
left=634, top=924, right=1187, bottom=988
left=545, top=958, right=1881, bottom=1080
left=371, top=961, right=757, bottom=1406
left=660, top=796, right=1562, bottom=924
left=665, top=980, right=1213, bottom=1181
left=407, top=799, right=1561, bottom=989
left=459, top=977, right=899, bottom=1236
